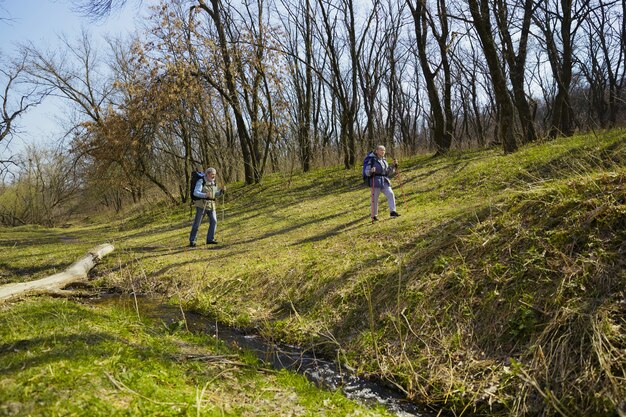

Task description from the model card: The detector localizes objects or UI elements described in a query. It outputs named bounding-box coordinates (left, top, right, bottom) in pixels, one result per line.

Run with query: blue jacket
left=366, top=156, right=396, bottom=188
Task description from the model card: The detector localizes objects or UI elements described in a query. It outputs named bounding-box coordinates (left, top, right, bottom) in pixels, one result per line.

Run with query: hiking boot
left=372, top=216, right=378, bottom=221
left=206, top=240, right=219, bottom=245
left=390, top=211, right=400, bottom=218
left=189, top=242, right=196, bottom=247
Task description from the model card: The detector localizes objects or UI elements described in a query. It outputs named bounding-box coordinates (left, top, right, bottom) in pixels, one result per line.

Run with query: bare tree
left=24, top=31, right=115, bottom=128
left=188, top=0, right=279, bottom=184
left=274, top=0, right=316, bottom=171
left=66, top=0, right=626, bottom=167
left=468, top=0, right=518, bottom=153
left=494, top=0, right=538, bottom=143
left=23, top=32, right=165, bottom=206
left=407, top=0, right=455, bottom=155
left=578, top=0, right=625, bottom=128
left=314, top=0, right=381, bottom=168
left=236, top=0, right=283, bottom=180
left=0, top=51, right=47, bottom=148
left=455, top=44, right=492, bottom=146
left=356, top=0, right=386, bottom=151
left=0, top=0, right=13, bottom=22
left=70, top=0, right=132, bottom=19
left=534, top=0, right=592, bottom=138
left=0, top=145, right=81, bottom=226
left=381, top=0, right=413, bottom=150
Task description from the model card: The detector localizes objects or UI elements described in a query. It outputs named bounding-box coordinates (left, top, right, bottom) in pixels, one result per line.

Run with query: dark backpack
left=190, top=171, right=205, bottom=201
left=362, top=152, right=376, bottom=186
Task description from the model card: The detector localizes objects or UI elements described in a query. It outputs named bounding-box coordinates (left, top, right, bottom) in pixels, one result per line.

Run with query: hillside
left=1, top=130, right=624, bottom=416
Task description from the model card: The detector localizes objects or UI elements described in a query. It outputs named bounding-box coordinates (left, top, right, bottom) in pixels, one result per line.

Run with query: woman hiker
left=189, top=167, right=226, bottom=247
left=364, top=145, right=400, bottom=221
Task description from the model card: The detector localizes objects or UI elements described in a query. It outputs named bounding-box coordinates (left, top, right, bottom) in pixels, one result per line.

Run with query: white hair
left=205, top=168, right=217, bottom=174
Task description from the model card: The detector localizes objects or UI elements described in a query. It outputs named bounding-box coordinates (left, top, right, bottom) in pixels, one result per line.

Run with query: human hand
left=370, top=167, right=376, bottom=173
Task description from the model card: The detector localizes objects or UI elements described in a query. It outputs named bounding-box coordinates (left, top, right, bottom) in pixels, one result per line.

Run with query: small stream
left=87, top=294, right=435, bottom=417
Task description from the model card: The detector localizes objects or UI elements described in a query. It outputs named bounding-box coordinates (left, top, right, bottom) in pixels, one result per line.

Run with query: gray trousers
left=371, top=185, right=396, bottom=216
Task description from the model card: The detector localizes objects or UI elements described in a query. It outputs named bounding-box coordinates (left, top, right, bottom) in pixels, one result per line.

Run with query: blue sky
left=0, top=0, right=142, bottom=159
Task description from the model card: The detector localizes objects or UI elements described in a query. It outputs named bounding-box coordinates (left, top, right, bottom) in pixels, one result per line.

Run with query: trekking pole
left=395, top=161, right=408, bottom=212
left=219, top=179, right=225, bottom=222
left=370, top=169, right=376, bottom=223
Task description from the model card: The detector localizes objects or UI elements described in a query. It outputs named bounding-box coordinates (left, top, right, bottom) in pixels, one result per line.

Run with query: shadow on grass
left=293, top=216, right=372, bottom=245
left=0, top=332, right=114, bottom=374
left=271, top=207, right=491, bottom=355
left=230, top=210, right=347, bottom=247
left=116, top=221, right=188, bottom=241
left=102, top=244, right=253, bottom=281
left=515, top=136, right=625, bottom=183
left=0, top=262, right=70, bottom=285
left=0, top=234, right=81, bottom=248
left=0, top=304, right=199, bottom=377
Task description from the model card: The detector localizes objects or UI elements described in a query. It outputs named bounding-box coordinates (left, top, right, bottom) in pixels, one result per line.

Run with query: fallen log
left=0, top=243, right=115, bottom=302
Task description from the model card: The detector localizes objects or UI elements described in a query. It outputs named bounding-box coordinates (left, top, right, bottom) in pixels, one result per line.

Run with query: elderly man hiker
left=189, top=167, right=226, bottom=247
left=364, top=145, right=400, bottom=221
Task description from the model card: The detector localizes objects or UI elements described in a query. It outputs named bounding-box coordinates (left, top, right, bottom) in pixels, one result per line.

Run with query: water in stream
left=87, top=294, right=435, bottom=417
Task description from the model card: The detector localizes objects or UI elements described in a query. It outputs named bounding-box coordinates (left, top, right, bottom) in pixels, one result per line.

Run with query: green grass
left=0, top=297, right=393, bottom=416
left=1, top=129, right=624, bottom=416
left=0, top=225, right=103, bottom=284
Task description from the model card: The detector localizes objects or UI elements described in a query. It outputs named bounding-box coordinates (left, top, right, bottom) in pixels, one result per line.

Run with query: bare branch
left=0, top=51, right=48, bottom=145
left=70, top=0, right=132, bottom=21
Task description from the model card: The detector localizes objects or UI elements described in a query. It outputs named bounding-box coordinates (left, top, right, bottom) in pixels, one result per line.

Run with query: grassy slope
left=1, top=130, right=624, bottom=416
left=0, top=298, right=393, bottom=416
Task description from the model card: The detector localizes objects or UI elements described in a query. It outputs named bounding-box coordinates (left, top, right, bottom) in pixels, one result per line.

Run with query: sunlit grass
left=1, top=129, right=624, bottom=416
left=0, top=298, right=393, bottom=416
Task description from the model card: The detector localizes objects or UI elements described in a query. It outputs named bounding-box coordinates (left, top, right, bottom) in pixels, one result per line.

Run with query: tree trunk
left=496, top=0, right=537, bottom=144
left=468, top=0, right=518, bottom=153
left=196, top=0, right=257, bottom=184
left=0, top=244, right=115, bottom=302
left=407, top=0, right=452, bottom=155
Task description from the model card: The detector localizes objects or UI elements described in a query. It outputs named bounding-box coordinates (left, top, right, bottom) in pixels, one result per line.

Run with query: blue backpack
left=362, top=152, right=376, bottom=186
left=190, top=171, right=205, bottom=200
